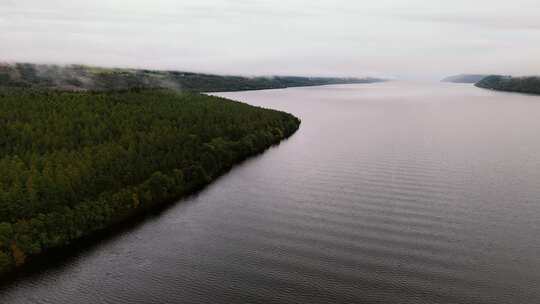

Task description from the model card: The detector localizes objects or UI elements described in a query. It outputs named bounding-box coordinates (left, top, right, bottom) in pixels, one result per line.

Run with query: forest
left=0, top=88, right=300, bottom=274
left=475, top=75, right=540, bottom=95
left=0, top=63, right=383, bottom=92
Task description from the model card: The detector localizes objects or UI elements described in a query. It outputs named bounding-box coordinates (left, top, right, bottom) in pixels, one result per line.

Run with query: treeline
left=475, top=75, right=540, bottom=95
left=0, top=88, right=300, bottom=273
left=0, top=63, right=384, bottom=92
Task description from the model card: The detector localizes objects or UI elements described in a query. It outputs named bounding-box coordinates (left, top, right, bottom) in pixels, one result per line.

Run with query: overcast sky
left=1, top=0, right=539, bottom=79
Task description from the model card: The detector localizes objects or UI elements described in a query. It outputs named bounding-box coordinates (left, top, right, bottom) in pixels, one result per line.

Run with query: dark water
left=2, top=82, right=540, bottom=303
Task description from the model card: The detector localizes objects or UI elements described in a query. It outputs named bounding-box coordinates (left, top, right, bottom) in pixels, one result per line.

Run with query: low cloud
left=1, top=0, right=539, bottom=79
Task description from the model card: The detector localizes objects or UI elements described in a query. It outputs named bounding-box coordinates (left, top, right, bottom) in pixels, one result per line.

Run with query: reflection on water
left=1, top=82, right=540, bottom=304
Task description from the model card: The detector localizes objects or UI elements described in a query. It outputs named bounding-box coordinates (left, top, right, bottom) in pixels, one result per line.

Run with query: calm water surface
left=1, top=82, right=540, bottom=303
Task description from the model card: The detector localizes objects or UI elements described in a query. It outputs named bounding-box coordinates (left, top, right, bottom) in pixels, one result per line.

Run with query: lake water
left=1, top=81, right=540, bottom=303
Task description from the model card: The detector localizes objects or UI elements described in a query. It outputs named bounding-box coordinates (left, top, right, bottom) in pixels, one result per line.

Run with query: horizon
left=1, top=1, right=539, bottom=80
left=0, top=61, right=522, bottom=83
left=0, top=61, right=527, bottom=82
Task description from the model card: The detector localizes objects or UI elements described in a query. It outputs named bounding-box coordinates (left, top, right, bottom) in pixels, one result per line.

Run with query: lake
left=1, top=81, right=539, bottom=303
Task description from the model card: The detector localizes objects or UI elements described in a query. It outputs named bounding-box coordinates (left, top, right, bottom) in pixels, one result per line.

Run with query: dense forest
left=0, top=63, right=383, bottom=92
left=475, top=75, right=540, bottom=95
left=0, top=88, right=300, bottom=274
left=441, top=74, right=487, bottom=84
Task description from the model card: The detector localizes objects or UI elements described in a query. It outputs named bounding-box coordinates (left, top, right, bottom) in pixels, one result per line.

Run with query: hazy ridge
left=441, top=74, right=487, bottom=84
left=0, top=63, right=384, bottom=92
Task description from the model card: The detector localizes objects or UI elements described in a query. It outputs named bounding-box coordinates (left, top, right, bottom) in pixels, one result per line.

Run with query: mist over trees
left=0, top=63, right=383, bottom=92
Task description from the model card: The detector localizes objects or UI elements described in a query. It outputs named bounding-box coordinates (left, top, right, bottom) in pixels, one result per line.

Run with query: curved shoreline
left=0, top=89, right=301, bottom=277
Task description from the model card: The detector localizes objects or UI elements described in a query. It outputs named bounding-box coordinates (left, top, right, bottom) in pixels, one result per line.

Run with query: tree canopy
left=0, top=88, right=300, bottom=274
left=476, top=75, right=540, bottom=95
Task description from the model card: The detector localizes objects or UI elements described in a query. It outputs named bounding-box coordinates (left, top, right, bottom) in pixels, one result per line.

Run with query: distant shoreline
left=441, top=74, right=487, bottom=84
left=0, top=62, right=385, bottom=93
left=475, top=75, right=540, bottom=95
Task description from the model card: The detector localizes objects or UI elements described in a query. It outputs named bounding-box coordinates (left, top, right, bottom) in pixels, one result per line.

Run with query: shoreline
left=0, top=89, right=301, bottom=278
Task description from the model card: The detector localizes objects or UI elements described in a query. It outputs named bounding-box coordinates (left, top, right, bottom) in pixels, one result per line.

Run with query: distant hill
left=441, top=74, right=488, bottom=83
left=0, top=63, right=384, bottom=92
left=475, top=75, right=540, bottom=95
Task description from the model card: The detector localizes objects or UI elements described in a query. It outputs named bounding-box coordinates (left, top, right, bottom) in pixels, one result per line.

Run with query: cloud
left=1, top=0, right=539, bottom=79
left=397, top=12, right=540, bottom=31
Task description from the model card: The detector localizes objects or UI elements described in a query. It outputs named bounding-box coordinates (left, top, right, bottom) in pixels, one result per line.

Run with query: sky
left=1, top=0, right=539, bottom=79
